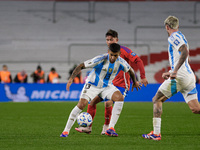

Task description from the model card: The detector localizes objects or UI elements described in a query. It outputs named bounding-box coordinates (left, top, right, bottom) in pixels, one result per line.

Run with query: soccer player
left=60, top=43, right=141, bottom=137
left=75, top=29, right=148, bottom=134
left=142, top=16, right=200, bottom=141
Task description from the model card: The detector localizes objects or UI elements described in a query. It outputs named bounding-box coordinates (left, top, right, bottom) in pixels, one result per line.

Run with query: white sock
left=63, top=106, right=82, bottom=133
left=109, top=101, right=124, bottom=129
left=153, top=118, right=161, bottom=135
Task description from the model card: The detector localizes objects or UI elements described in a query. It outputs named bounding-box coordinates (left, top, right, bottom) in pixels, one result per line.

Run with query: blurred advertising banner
left=0, top=83, right=83, bottom=102
left=0, top=83, right=199, bottom=102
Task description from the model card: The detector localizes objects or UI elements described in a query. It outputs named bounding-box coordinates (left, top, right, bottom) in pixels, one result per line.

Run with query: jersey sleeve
left=84, top=53, right=107, bottom=68
left=119, top=57, right=131, bottom=73
left=168, top=33, right=186, bottom=51
left=121, top=46, right=146, bottom=78
left=120, top=46, right=138, bottom=68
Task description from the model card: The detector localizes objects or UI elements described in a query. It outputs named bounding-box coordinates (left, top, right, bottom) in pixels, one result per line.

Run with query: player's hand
left=162, top=72, right=170, bottom=80
left=170, top=71, right=177, bottom=80
left=140, top=78, right=148, bottom=87
left=131, top=81, right=142, bottom=92
left=66, top=78, right=73, bottom=91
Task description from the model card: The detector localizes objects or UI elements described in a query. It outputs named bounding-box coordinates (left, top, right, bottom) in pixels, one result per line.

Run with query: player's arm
left=170, top=44, right=188, bottom=79
left=125, top=49, right=148, bottom=87
left=67, top=63, right=85, bottom=91
left=133, top=57, right=148, bottom=87
left=128, top=68, right=141, bottom=92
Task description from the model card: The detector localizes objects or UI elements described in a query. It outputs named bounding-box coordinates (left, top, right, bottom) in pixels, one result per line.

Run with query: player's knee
left=152, top=96, right=157, bottom=104
left=152, top=96, right=163, bottom=104
left=111, top=91, right=123, bottom=102
left=77, top=99, right=88, bottom=110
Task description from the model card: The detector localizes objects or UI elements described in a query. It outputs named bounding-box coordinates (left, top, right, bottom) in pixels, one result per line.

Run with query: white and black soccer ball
left=77, top=112, right=92, bottom=127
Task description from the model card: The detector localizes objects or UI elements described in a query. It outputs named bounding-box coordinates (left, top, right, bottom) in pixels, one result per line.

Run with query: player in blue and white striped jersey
left=84, top=53, right=131, bottom=88
left=60, top=43, right=141, bottom=137
left=167, top=30, right=192, bottom=77
left=143, top=15, right=200, bottom=141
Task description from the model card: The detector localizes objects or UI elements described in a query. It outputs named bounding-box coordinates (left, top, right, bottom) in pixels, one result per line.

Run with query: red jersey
left=113, top=45, right=145, bottom=90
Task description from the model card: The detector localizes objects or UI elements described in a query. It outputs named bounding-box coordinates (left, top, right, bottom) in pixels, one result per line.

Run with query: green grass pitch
left=0, top=102, right=200, bottom=150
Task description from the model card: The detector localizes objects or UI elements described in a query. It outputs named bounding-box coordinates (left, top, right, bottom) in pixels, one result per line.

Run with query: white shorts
left=159, top=75, right=198, bottom=103
left=80, top=83, right=119, bottom=102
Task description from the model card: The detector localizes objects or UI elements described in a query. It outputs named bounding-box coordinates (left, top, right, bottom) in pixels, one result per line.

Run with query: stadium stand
left=0, top=0, right=199, bottom=83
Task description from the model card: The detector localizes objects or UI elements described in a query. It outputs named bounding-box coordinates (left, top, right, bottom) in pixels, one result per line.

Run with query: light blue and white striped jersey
left=84, top=53, right=131, bottom=88
left=168, top=31, right=193, bottom=77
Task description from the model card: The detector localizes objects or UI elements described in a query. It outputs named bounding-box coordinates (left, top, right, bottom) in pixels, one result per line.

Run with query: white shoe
left=101, top=124, right=109, bottom=135
left=75, top=126, right=92, bottom=134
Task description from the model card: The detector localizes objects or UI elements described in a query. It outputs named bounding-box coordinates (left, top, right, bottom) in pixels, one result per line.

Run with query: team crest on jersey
left=109, top=68, right=112, bottom=73
left=131, top=52, right=136, bottom=56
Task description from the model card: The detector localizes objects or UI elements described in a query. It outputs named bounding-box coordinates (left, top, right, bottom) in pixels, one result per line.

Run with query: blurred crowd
left=0, top=64, right=199, bottom=84
left=0, top=64, right=88, bottom=84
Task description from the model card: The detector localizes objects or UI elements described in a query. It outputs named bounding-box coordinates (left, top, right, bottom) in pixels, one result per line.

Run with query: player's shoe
left=101, top=124, right=109, bottom=135
left=105, top=127, right=118, bottom=137
left=60, top=131, right=68, bottom=137
left=142, top=131, right=161, bottom=141
left=75, top=126, right=92, bottom=134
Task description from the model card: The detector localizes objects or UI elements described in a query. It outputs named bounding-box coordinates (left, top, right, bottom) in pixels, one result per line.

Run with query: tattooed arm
left=170, top=44, right=189, bottom=79
left=66, top=63, right=85, bottom=90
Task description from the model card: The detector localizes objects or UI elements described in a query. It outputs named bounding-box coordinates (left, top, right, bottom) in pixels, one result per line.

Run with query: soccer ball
left=77, top=112, right=92, bottom=127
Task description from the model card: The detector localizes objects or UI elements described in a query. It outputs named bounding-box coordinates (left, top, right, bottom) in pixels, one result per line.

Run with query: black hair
left=105, top=29, right=118, bottom=38
left=37, top=65, right=41, bottom=70
left=2, top=64, right=7, bottom=68
left=109, top=43, right=120, bottom=53
left=51, top=67, right=55, bottom=71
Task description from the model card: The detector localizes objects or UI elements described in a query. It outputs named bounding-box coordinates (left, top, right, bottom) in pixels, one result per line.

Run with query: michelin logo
left=31, top=90, right=81, bottom=100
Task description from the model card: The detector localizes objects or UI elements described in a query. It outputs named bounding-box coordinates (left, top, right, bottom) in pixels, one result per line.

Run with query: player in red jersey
left=75, top=29, right=148, bottom=134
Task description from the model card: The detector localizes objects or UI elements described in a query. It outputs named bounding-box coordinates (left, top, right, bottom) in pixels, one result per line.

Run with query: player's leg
left=182, top=82, right=200, bottom=114
left=88, top=96, right=102, bottom=119
left=101, top=86, right=124, bottom=137
left=60, top=98, right=88, bottom=137
left=75, top=95, right=114, bottom=135
left=188, top=99, right=200, bottom=114
left=143, top=78, right=177, bottom=140
left=108, top=90, right=124, bottom=128
left=104, top=101, right=113, bottom=125
left=184, top=90, right=200, bottom=114
left=153, top=90, right=167, bottom=137
left=102, top=86, right=127, bottom=135
left=61, top=83, right=99, bottom=137
left=75, top=96, right=101, bottom=134
left=101, top=100, right=113, bottom=135
left=142, top=90, right=168, bottom=141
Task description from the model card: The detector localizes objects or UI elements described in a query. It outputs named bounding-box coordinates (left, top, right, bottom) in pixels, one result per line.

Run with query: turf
left=0, top=102, right=200, bottom=150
